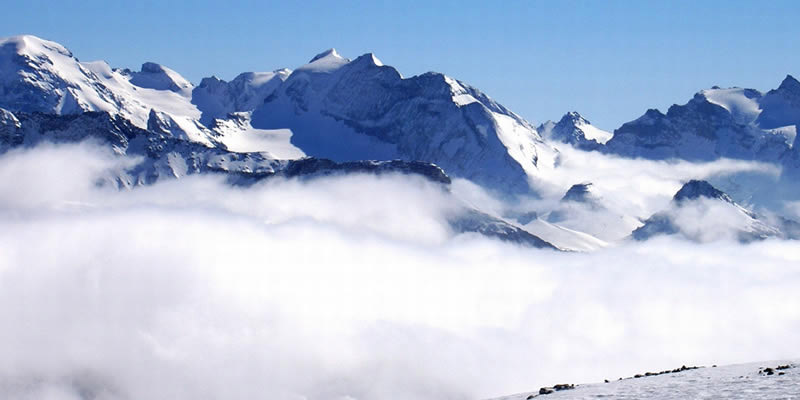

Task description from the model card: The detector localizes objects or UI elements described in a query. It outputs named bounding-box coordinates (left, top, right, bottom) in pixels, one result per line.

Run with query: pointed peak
left=778, top=74, right=800, bottom=91
left=673, top=180, right=733, bottom=204
left=558, top=111, right=589, bottom=125
left=129, top=61, right=193, bottom=95
left=355, top=53, right=383, bottom=67
left=561, top=182, right=601, bottom=204
left=309, top=48, right=342, bottom=63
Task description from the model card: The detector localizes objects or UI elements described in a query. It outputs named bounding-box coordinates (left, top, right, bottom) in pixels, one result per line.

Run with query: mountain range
left=1, top=34, right=799, bottom=250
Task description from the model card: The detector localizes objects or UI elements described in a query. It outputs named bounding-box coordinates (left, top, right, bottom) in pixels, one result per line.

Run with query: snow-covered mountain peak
left=250, top=49, right=557, bottom=194
left=302, top=48, right=349, bottom=72
left=349, top=53, right=385, bottom=69
left=309, top=48, right=342, bottom=63
left=0, top=34, right=210, bottom=144
left=695, top=86, right=762, bottom=124
left=561, top=111, right=585, bottom=123
left=0, top=34, right=73, bottom=59
left=672, top=180, right=733, bottom=204
left=542, top=111, right=613, bottom=148
left=125, top=62, right=193, bottom=97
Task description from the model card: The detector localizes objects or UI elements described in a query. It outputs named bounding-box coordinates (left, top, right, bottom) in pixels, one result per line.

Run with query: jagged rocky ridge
left=538, top=112, right=612, bottom=151
left=544, top=77, right=800, bottom=179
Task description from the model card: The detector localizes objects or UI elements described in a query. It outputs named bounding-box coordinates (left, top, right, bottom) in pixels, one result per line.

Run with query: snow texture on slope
left=250, top=49, right=558, bottom=194
left=491, top=360, right=800, bottom=400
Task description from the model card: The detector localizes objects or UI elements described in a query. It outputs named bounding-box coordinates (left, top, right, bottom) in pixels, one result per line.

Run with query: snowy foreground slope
left=492, top=361, right=799, bottom=400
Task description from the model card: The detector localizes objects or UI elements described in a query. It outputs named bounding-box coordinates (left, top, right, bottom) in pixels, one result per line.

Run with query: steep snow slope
left=0, top=35, right=219, bottom=146
left=207, top=112, right=305, bottom=158
left=250, top=48, right=558, bottom=194
left=0, top=35, right=117, bottom=115
left=522, top=218, right=609, bottom=251
left=492, top=360, right=800, bottom=400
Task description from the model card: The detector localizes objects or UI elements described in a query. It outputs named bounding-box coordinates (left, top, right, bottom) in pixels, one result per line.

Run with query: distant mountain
left=541, top=76, right=800, bottom=183
left=600, top=77, right=799, bottom=169
left=632, top=180, right=797, bottom=242
left=544, top=182, right=642, bottom=243
left=192, top=69, right=291, bottom=124
left=538, top=111, right=612, bottom=150
left=560, top=182, right=603, bottom=205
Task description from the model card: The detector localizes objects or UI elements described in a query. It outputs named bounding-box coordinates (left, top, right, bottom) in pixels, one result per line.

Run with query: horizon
left=3, top=0, right=799, bottom=130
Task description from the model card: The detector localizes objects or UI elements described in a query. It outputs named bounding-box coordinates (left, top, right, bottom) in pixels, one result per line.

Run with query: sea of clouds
left=0, top=142, right=798, bottom=400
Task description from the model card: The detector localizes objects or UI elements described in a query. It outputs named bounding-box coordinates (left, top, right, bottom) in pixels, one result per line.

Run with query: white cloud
left=529, top=145, right=780, bottom=220
left=0, top=143, right=798, bottom=400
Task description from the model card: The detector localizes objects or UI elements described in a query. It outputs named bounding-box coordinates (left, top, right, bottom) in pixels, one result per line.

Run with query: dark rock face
left=672, top=179, right=734, bottom=204
left=561, top=183, right=596, bottom=203
left=757, top=75, right=800, bottom=129
left=281, top=158, right=451, bottom=184
left=631, top=213, right=679, bottom=241
left=536, top=383, right=575, bottom=396
left=226, top=158, right=452, bottom=186
left=759, top=364, right=794, bottom=376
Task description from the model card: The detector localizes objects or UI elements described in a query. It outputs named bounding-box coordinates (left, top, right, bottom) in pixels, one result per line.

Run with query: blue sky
left=3, top=0, right=800, bottom=129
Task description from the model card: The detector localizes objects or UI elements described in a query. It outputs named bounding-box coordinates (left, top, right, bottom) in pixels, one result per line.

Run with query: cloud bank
left=0, top=143, right=798, bottom=400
